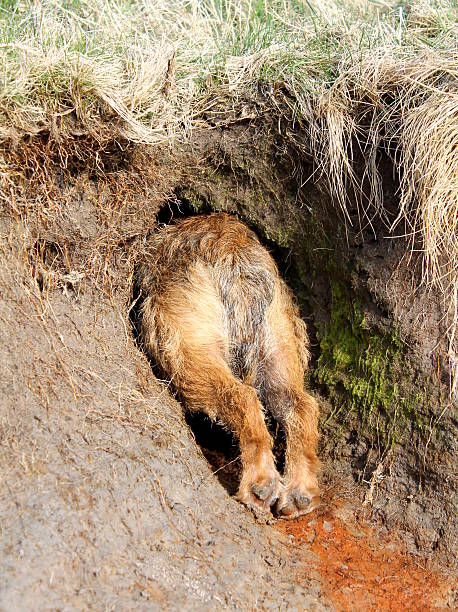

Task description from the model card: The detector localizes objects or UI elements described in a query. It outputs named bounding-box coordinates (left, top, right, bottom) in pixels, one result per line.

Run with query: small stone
left=322, top=520, right=333, bottom=532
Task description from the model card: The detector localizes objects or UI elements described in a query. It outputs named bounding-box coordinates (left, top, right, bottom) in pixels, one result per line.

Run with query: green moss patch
left=315, top=279, right=425, bottom=451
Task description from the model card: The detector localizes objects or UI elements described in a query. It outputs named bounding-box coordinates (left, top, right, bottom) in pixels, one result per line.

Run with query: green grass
left=0, top=1, right=454, bottom=130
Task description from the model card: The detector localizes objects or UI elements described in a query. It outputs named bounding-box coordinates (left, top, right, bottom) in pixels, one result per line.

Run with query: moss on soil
left=283, top=211, right=436, bottom=456
left=314, top=278, right=423, bottom=451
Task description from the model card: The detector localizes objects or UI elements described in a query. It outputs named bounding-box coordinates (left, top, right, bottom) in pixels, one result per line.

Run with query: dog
left=137, top=213, right=319, bottom=517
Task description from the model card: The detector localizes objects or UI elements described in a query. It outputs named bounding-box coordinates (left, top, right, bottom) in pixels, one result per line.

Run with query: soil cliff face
left=0, top=110, right=456, bottom=608
left=0, top=222, right=326, bottom=610
left=172, top=119, right=456, bottom=564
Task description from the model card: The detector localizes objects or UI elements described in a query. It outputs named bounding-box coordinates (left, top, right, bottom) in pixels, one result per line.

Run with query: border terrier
left=138, top=213, right=319, bottom=517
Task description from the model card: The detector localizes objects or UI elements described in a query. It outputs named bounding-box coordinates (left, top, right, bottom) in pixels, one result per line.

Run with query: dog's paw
left=276, top=482, right=320, bottom=519
left=237, top=462, right=281, bottom=514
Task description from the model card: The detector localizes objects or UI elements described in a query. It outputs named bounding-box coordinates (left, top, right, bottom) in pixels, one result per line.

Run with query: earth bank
left=0, top=102, right=456, bottom=607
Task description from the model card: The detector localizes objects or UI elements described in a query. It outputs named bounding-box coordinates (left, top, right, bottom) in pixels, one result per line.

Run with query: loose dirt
left=277, top=496, right=456, bottom=611
left=192, top=433, right=456, bottom=611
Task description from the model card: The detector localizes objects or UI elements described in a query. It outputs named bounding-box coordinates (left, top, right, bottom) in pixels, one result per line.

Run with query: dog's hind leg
left=185, top=364, right=280, bottom=512
left=256, top=283, right=320, bottom=518
left=142, top=262, right=280, bottom=512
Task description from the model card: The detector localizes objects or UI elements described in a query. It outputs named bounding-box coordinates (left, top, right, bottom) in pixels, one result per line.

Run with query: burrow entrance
left=129, top=193, right=314, bottom=498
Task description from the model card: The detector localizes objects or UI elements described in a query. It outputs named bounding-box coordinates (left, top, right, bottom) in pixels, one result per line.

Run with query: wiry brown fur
left=138, top=213, right=320, bottom=517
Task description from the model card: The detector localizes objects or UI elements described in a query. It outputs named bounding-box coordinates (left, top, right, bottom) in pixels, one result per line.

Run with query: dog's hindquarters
left=139, top=213, right=320, bottom=515
left=140, top=257, right=280, bottom=510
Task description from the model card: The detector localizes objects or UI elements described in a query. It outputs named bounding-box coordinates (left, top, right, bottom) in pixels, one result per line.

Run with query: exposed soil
left=0, top=264, right=327, bottom=610
left=277, top=498, right=456, bottom=611
left=0, top=121, right=456, bottom=608
left=188, top=435, right=456, bottom=611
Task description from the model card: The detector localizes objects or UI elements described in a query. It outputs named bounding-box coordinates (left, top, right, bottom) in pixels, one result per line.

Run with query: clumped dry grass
left=0, top=0, right=457, bottom=390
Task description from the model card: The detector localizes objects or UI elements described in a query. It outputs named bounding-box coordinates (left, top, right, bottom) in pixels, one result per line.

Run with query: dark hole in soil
left=185, top=412, right=241, bottom=496
left=156, top=187, right=213, bottom=225
left=130, top=194, right=308, bottom=495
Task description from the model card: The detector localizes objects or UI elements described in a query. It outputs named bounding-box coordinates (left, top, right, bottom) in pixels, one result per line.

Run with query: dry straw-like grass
left=0, top=0, right=457, bottom=390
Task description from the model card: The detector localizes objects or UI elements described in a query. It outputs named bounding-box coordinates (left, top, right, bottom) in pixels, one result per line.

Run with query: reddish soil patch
left=277, top=500, right=455, bottom=611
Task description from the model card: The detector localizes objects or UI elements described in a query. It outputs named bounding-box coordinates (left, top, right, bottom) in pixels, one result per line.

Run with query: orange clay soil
left=276, top=499, right=455, bottom=611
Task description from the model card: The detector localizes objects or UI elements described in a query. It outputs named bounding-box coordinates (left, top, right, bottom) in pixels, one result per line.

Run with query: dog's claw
left=252, top=479, right=275, bottom=502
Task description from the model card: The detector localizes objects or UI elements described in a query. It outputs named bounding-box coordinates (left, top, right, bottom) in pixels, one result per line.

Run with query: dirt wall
left=170, top=119, right=457, bottom=565
left=0, top=229, right=326, bottom=609
left=0, top=109, right=456, bottom=608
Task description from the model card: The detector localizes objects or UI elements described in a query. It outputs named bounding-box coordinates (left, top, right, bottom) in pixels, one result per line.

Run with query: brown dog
left=138, top=213, right=319, bottom=517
